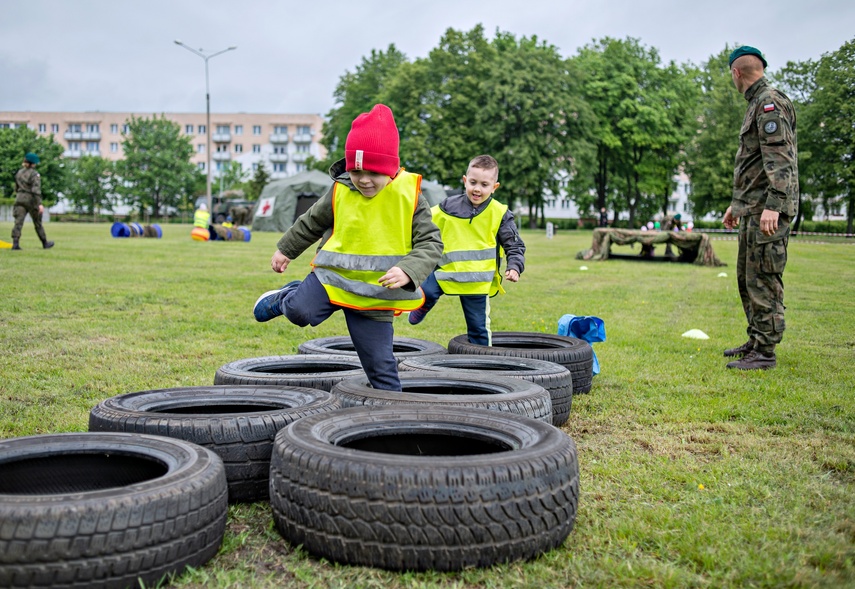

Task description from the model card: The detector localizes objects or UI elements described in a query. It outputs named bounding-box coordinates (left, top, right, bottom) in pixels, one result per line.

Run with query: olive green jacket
left=15, top=167, right=42, bottom=207
left=731, top=77, right=799, bottom=218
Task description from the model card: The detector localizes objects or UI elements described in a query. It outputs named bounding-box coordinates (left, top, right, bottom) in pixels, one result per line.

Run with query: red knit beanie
left=345, top=104, right=400, bottom=177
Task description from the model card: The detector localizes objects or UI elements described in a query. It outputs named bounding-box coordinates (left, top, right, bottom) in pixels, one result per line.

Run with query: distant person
left=11, top=153, right=53, bottom=250
left=598, top=207, right=609, bottom=228
left=722, top=46, right=798, bottom=370
left=193, top=202, right=210, bottom=228
left=408, top=155, right=526, bottom=346
left=229, top=205, right=251, bottom=227
left=252, top=104, right=442, bottom=391
left=663, top=213, right=682, bottom=258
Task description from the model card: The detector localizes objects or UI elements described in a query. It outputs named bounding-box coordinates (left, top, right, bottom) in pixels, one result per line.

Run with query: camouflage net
left=576, top=228, right=726, bottom=267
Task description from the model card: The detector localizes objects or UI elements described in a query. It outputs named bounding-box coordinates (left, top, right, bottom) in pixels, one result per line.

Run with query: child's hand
left=379, top=266, right=411, bottom=289
left=505, top=269, right=520, bottom=283
left=271, top=251, right=291, bottom=273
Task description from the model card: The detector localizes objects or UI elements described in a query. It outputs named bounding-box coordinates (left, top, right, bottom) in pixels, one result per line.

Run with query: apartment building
left=0, top=111, right=327, bottom=179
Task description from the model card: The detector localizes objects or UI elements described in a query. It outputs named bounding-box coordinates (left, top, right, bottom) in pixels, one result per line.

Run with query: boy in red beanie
left=408, top=155, right=526, bottom=345
left=253, top=104, right=442, bottom=391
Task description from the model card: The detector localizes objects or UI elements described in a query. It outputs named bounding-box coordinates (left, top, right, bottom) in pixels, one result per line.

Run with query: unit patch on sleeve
left=764, top=121, right=778, bottom=134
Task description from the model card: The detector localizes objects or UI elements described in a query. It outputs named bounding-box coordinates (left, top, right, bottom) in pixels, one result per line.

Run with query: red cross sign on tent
left=256, top=196, right=275, bottom=218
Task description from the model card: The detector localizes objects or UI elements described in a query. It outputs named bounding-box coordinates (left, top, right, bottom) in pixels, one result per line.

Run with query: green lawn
left=1, top=222, right=853, bottom=589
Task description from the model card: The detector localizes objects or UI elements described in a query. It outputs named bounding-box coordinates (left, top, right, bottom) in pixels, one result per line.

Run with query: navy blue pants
left=420, top=273, right=491, bottom=346
left=280, top=272, right=401, bottom=391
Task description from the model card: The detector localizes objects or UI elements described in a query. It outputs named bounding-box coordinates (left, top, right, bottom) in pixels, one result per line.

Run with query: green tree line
left=2, top=31, right=852, bottom=231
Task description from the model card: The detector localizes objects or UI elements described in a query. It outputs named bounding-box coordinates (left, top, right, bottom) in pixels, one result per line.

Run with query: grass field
left=1, top=222, right=853, bottom=589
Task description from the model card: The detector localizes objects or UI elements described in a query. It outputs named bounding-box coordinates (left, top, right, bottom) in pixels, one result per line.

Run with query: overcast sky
left=2, top=0, right=852, bottom=116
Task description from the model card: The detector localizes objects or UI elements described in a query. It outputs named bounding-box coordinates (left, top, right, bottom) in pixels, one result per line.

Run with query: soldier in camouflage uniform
left=722, top=46, right=798, bottom=370
left=11, top=153, right=54, bottom=250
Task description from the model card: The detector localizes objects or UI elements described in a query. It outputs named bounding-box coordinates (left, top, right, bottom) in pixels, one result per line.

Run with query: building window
left=122, top=124, right=130, bottom=133
left=111, top=124, right=119, bottom=133
left=185, top=124, right=194, bottom=134
left=234, top=125, right=243, bottom=135
left=296, top=144, right=309, bottom=153
left=198, top=162, right=206, bottom=171
left=297, top=125, right=310, bottom=135
left=86, top=142, right=99, bottom=152
left=252, top=163, right=259, bottom=170
left=197, top=144, right=205, bottom=153
left=110, top=142, right=119, bottom=153
left=198, top=124, right=206, bottom=134
left=51, top=124, right=59, bottom=133
left=273, top=145, right=287, bottom=154
left=216, top=125, right=230, bottom=134
left=38, top=123, right=46, bottom=133
left=295, top=164, right=306, bottom=173
left=69, top=124, right=82, bottom=133
left=86, top=123, right=99, bottom=132
left=253, top=125, right=261, bottom=135
left=273, top=163, right=286, bottom=172
left=234, top=144, right=243, bottom=153
left=274, top=125, right=288, bottom=135
left=68, top=142, right=81, bottom=151
left=216, top=144, right=229, bottom=153
left=252, top=144, right=261, bottom=153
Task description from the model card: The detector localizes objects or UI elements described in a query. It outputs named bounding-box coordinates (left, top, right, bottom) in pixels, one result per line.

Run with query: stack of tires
left=1, top=333, right=584, bottom=583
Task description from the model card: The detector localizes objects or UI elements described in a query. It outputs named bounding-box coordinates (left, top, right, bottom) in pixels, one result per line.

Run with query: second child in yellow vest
left=408, top=155, right=526, bottom=346
left=252, top=104, right=442, bottom=391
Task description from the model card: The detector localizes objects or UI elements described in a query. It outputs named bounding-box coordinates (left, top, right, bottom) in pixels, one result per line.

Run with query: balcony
left=212, top=152, right=232, bottom=161
left=64, top=131, right=83, bottom=140
left=212, top=133, right=231, bottom=142
left=82, top=131, right=101, bottom=140
left=269, top=133, right=289, bottom=143
left=293, top=133, right=313, bottom=143
left=269, top=153, right=289, bottom=163
left=291, top=152, right=309, bottom=163
left=63, top=150, right=82, bottom=159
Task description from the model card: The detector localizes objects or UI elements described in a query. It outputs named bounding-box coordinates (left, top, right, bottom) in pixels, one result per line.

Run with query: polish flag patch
left=763, top=103, right=776, bottom=112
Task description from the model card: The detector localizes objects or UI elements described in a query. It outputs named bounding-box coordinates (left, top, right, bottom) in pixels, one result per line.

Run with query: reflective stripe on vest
left=194, top=210, right=210, bottom=228
left=312, top=171, right=425, bottom=312
left=432, top=199, right=507, bottom=296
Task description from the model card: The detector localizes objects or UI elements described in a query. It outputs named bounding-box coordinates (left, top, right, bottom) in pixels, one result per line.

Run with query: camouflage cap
left=25, top=152, right=40, bottom=164
left=728, top=46, right=767, bottom=69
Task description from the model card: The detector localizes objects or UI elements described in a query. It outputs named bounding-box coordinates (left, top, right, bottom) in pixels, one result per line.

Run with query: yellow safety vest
left=193, top=209, right=210, bottom=228
left=432, top=199, right=507, bottom=296
left=312, top=171, right=425, bottom=312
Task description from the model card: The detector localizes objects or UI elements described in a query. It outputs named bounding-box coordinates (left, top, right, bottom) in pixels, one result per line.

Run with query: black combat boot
left=723, top=339, right=754, bottom=358
left=42, top=240, right=54, bottom=249
left=726, top=350, right=776, bottom=370
left=11, top=239, right=21, bottom=250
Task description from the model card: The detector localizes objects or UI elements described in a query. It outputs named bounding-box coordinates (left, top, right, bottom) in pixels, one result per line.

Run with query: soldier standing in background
left=11, top=153, right=54, bottom=250
left=722, top=46, right=799, bottom=370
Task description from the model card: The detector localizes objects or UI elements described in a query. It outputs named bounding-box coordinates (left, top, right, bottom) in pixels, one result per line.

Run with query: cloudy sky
left=2, top=0, right=852, bottom=116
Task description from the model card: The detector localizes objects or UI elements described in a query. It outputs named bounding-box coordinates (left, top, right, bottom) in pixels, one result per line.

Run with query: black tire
left=269, top=405, right=579, bottom=571
left=332, top=372, right=552, bottom=423
left=448, top=332, right=594, bottom=394
left=399, top=354, right=573, bottom=426
left=89, top=385, right=340, bottom=503
left=297, top=336, right=447, bottom=361
left=214, top=354, right=366, bottom=391
left=0, top=432, right=227, bottom=589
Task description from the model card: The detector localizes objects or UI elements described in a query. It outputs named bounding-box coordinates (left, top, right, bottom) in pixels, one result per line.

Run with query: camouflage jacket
left=731, top=77, right=799, bottom=218
left=15, top=167, right=42, bottom=207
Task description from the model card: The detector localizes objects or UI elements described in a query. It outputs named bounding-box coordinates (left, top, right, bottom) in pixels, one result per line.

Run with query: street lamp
left=174, top=40, right=237, bottom=217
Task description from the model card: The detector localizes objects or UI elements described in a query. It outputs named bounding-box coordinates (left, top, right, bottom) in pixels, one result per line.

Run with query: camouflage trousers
left=11, top=198, right=48, bottom=243
left=737, top=213, right=790, bottom=353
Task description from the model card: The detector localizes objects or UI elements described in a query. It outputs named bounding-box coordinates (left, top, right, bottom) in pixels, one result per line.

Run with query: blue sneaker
left=408, top=307, right=428, bottom=325
left=253, top=280, right=301, bottom=322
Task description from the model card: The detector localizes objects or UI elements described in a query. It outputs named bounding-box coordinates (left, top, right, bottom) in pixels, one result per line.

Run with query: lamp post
left=174, top=40, right=237, bottom=216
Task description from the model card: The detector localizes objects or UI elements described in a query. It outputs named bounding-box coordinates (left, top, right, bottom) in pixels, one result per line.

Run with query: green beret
left=728, top=46, right=767, bottom=69
left=25, top=152, right=40, bottom=164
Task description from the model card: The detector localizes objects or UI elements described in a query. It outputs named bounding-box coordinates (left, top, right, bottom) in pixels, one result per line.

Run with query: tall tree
left=685, top=46, right=745, bottom=219
left=0, top=126, right=66, bottom=205
left=117, top=115, right=196, bottom=216
left=244, top=162, right=271, bottom=201
left=804, top=38, right=855, bottom=233
left=319, top=45, right=409, bottom=169
left=66, top=155, right=116, bottom=220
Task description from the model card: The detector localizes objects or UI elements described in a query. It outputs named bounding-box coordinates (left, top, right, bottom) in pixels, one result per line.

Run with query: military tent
left=251, top=170, right=334, bottom=232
